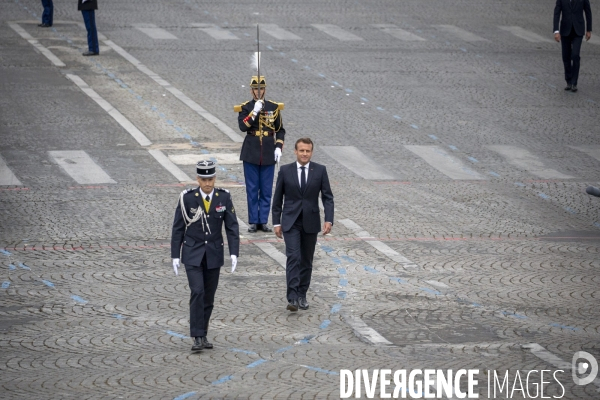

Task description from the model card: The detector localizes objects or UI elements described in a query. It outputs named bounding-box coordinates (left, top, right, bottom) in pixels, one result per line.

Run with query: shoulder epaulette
left=233, top=101, right=250, bottom=113
left=216, top=187, right=230, bottom=193
left=268, top=100, right=284, bottom=111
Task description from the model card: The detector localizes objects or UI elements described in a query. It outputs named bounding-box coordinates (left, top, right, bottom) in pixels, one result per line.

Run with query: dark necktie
left=300, top=166, right=306, bottom=193
left=203, top=195, right=210, bottom=212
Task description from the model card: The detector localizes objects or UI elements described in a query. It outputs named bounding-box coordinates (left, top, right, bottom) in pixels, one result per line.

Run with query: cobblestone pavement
left=1, top=0, right=600, bottom=398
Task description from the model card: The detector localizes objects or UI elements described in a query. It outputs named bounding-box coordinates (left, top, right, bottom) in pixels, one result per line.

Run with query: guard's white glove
left=231, top=255, right=238, bottom=273
left=274, top=148, right=282, bottom=163
left=172, top=258, right=180, bottom=276
left=251, top=100, right=264, bottom=119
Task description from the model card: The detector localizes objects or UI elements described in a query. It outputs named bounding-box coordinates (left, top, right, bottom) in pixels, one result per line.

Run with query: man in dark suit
left=78, top=0, right=99, bottom=56
left=171, top=160, right=240, bottom=351
left=554, top=0, right=593, bottom=92
left=272, top=138, right=334, bottom=312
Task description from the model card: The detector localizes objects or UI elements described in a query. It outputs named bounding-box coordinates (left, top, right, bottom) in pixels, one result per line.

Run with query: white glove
left=274, top=148, right=282, bottom=163
left=172, top=258, right=180, bottom=276
left=251, top=100, right=264, bottom=119
left=231, top=255, right=238, bottom=273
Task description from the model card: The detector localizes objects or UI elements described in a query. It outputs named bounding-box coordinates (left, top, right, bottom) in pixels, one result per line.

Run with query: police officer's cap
left=196, top=160, right=216, bottom=178
left=250, top=75, right=266, bottom=88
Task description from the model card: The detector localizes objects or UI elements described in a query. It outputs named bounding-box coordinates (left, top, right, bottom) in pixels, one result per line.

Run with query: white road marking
left=8, top=23, right=66, bottom=67
left=498, top=26, right=553, bottom=43
left=405, top=145, right=486, bottom=180
left=338, top=219, right=419, bottom=269
left=587, top=35, right=600, bottom=45
left=340, top=312, right=393, bottom=345
left=260, top=24, right=302, bottom=40
left=49, top=151, right=116, bottom=184
left=424, top=280, right=449, bottom=288
left=133, top=23, right=178, bottom=40
left=148, top=150, right=192, bottom=182
left=372, top=24, right=426, bottom=41
left=487, top=145, right=575, bottom=179
left=320, top=146, right=396, bottom=180
left=191, top=23, right=239, bottom=40
left=569, top=145, right=600, bottom=163
left=103, top=40, right=244, bottom=143
left=311, top=24, right=363, bottom=41
left=66, top=74, right=152, bottom=147
left=434, top=25, right=488, bottom=42
left=0, top=156, right=23, bottom=186
left=169, top=153, right=241, bottom=165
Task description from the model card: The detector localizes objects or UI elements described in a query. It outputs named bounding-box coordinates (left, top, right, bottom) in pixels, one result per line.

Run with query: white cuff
left=554, top=30, right=559, bottom=34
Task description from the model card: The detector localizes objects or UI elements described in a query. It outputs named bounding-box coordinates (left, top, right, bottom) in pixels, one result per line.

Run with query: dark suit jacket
left=272, top=161, right=334, bottom=233
left=554, top=0, right=592, bottom=36
left=78, top=0, right=98, bottom=11
left=171, top=187, right=240, bottom=269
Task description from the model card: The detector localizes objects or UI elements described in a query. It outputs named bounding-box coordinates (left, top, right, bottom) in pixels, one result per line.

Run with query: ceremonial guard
left=235, top=75, right=286, bottom=233
left=171, top=160, right=240, bottom=352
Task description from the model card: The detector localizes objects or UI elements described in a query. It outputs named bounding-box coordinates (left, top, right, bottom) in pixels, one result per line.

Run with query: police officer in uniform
left=235, top=75, right=285, bottom=233
left=171, top=160, right=240, bottom=352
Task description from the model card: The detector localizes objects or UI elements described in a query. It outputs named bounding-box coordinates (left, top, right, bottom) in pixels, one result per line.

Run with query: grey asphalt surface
left=1, top=0, right=600, bottom=398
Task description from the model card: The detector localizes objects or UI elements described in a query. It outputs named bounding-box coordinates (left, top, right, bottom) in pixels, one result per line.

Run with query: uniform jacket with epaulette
left=236, top=99, right=285, bottom=165
left=171, top=187, right=239, bottom=269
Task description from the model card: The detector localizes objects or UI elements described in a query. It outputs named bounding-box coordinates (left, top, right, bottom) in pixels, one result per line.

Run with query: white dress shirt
left=297, top=161, right=310, bottom=187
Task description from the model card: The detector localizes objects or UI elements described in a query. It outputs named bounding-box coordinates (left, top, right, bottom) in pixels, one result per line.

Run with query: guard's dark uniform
left=235, top=82, right=285, bottom=227
left=171, top=187, right=239, bottom=338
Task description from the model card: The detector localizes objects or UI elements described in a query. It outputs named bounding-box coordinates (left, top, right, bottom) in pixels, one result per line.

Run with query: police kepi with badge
left=171, top=160, right=240, bottom=352
left=235, top=75, right=285, bottom=233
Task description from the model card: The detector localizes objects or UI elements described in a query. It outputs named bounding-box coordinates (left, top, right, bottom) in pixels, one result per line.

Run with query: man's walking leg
left=243, top=161, right=260, bottom=226
left=201, top=265, right=221, bottom=349
left=298, top=230, right=318, bottom=309
left=185, top=262, right=207, bottom=338
left=570, top=34, right=583, bottom=87
left=283, top=224, right=302, bottom=311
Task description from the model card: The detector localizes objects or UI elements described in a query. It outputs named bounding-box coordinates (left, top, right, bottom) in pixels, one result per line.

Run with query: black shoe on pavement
left=564, top=84, right=572, bottom=91
left=191, top=337, right=204, bottom=351
left=286, top=299, right=299, bottom=312
left=82, top=51, right=99, bottom=56
left=201, top=337, right=213, bottom=349
left=571, top=85, right=578, bottom=92
left=298, top=297, right=309, bottom=310
left=258, top=224, right=272, bottom=232
left=248, top=224, right=257, bottom=233
left=38, top=23, right=51, bottom=27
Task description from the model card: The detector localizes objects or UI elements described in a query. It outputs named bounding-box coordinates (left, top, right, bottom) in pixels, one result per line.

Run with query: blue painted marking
left=212, top=375, right=233, bottom=385
left=275, top=346, right=293, bottom=353
left=173, top=392, right=196, bottom=400
left=390, top=277, right=407, bottom=284
left=304, top=66, right=310, bottom=70
left=247, top=359, right=268, bottom=368
left=298, top=334, right=314, bottom=344
left=538, top=193, right=550, bottom=200
left=41, top=280, right=54, bottom=288
left=472, top=302, right=483, bottom=307
left=488, top=171, right=500, bottom=177
left=318, top=73, right=326, bottom=78
left=320, top=245, right=334, bottom=253
left=112, top=314, right=126, bottom=319
left=428, top=134, right=438, bottom=141
left=150, top=105, right=157, bottom=111
left=420, top=287, right=442, bottom=295
left=502, top=311, right=527, bottom=319
left=166, top=330, right=189, bottom=339
left=448, top=145, right=458, bottom=151
left=114, top=79, right=123, bottom=85
left=460, top=48, right=467, bottom=52
left=267, top=46, right=273, bottom=50
left=1, top=281, right=10, bottom=289
left=331, top=258, right=341, bottom=264
left=319, top=320, right=331, bottom=329
left=158, top=113, right=166, bottom=118
left=393, top=115, right=402, bottom=120
left=337, top=291, right=347, bottom=299
left=182, top=134, right=191, bottom=139
left=291, top=59, right=298, bottom=63
left=200, top=149, right=209, bottom=154
left=410, top=124, right=419, bottom=129
left=0, top=250, right=11, bottom=256
left=476, top=54, right=483, bottom=58
left=360, top=97, right=368, bottom=102
left=301, top=365, right=339, bottom=375
left=136, top=95, right=142, bottom=100
left=563, top=207, right=577, bottom=214
left=70, top=295, right=88, bottom=304
left=332, top=81, right=340, bottom=86
left=230, top=348, right=257, bottom=355
left=107, top=73, right=115, bottom=78
left=345, top=88, right=353, bottom=93
left=166, top=120, right=174, bottom=125
left=18, top=263, right=30, bottom=270
left=341, top=256, right=355, bottom=263
left=547, top=83, right=556, bottom=88
left=377, top=107, right=384, bottom=111
left=529, top=76, right=537, bottom=80
left=175, top=126, right=183, bottom=132
left=9, top=264, right=16, bottom=270
left=339, top=278, right=348, bottom=287
left=549, top=322, right=578, bottom=331
left=337, top=267, right=346, bottom=275
left=468, top=157, right=479, bottom=163
left=363, top=266, right=378, bottom=274
left=587, top=99, right=596, bottom=104
left=594, top=222, right=600, bottom=229
left=331, top=304, right=342, bottom=313
left=514, top=182, right=526, bottom=187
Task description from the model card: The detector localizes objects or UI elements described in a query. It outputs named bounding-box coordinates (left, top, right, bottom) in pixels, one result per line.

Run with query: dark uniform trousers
left=41, top=0, right=53, bottom=26
left=283, top=213, right=318, bottom=301
left=185, top=255, right=220, bottom=338
left=561, top=27, right=584, bottom=86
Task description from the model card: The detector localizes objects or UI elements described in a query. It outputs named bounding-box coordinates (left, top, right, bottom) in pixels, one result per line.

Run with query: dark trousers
left=185, top=256, right=221, bottom=338
left=243, top=161, right=275, bottom=224
left=561, top=27, right=583, bottom=86
left=283, top=215, right=318, bottom=301
left=41, top=0, right=53, bottom=26
left=81, top=10, right=99, bottom=54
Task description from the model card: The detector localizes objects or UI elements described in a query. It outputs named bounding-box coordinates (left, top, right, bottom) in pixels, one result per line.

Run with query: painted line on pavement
left=405, top=145, right=486, bottom=180
left=8, top=23, right=66, bottom=67
left=498, top=26, right=553, bottom=43
left=434, top=25, right=488, bottom=42
left=321, top=146, right=396, bottom=180
left=66, top=74, right=152, bottom=146
left=0, top=155, right=23, bottom=186
left=487, top=145, right=575, bottom=179
left=339, top=312, right=393, bottom=345
left=569, top=145, right=600, bottom=163
left=312, top=24, right=364, bottom=41
left=191, top=23, right=239, bottom=40
left=133, top=23, right=178, bottom=40
left=102, top=40, right=243, bottom=143
left=148, top=149, right=193, bottom=182
left=372, top=24, right=426, bottom=41
left=49, top=151, right=116, bottom=184
left=260, top=24, right=302, bottom=40
left=173, top=392, right=197, bottom=400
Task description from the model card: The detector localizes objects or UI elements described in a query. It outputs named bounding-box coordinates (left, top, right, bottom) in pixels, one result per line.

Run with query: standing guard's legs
left=257, top=164, right=275, bottom=225
left=243, top=161, right=260, bottom=224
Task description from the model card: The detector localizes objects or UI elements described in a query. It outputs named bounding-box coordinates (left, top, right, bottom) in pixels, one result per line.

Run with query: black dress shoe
left=286, top=299, right=299, bottom=312
left=571, top=85, right=578, bottom=92
left=191, top=337, right=204, bottom=351
left=82, top=51, right=99, bottom=56
left=38, top=23, right=51, bottom=27
left=248, top=223, right=257, bottom=233
left=201, top=336, right=213, bottom=349
left=298, top=297, right=309, bottom=310
left=257, top=224, right=272, bottom=232
left=564, top=84, right=572, bottom=91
